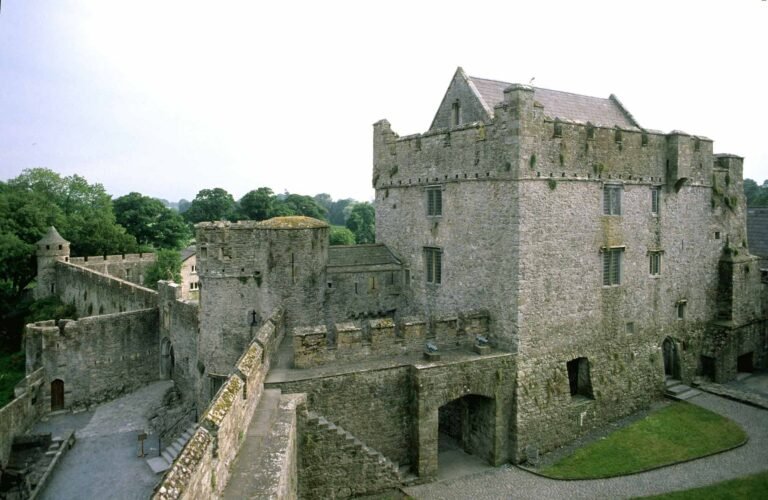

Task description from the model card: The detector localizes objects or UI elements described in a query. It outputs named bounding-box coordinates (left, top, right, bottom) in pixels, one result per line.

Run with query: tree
left=8, top=168, right=138, bottom=257
left=744, top=178, right=768, bottom=207
left=346, top=202, right=375, bottom=244
left=143, top=249, right=182, bottom=289
left=239, top=187, right=275, bottom=220
left=329, top=226, right=356, bottom=245
left=177, top=199, right=191, bottom=214
left=280, top=194, right=328, bottom=220
left=184, top=188, right=238, bottom=223
left=114, top=192, right=191, bottom=250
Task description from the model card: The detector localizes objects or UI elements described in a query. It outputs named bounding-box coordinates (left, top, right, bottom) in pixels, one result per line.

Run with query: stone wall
left=158, top=282, right=200, bottom=404
left=55, top=261, right=158, bottom=317
left=325, top=267, right=404, bottom=320
left=24, top=309, right=159, bottom=410
left=69, top=252, right=156, bottom=287
left=0, top=368, right=44, bottom=469
left=293, top=312, right=489, bottom=368
left=153, top=309, right=289, bottom=500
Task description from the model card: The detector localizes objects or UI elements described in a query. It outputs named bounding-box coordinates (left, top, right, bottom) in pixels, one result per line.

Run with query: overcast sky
left=1, top=1, right=766, bottom=203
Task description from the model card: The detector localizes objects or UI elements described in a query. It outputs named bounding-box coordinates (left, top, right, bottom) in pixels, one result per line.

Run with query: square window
left=425, top=247, right=442, bottom=284
left=603, top=248, right=623, bottom=286
left=649, top=252, right=662, bottom=276
left=603, top=185, right=622, bottom=215
left=427, top=186, right=442, bottom=217
left=651, top=187, right=660, bottom=215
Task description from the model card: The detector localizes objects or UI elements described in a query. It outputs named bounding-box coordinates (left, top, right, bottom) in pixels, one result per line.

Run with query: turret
left=35, top=226, right=70, bottom=299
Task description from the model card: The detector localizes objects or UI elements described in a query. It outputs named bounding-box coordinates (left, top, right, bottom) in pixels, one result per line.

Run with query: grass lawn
left=0, top=350, right=26, bottom=408
left=540, top=401, right=747, bottom=479
left=639, top=470, right=768, bottom=499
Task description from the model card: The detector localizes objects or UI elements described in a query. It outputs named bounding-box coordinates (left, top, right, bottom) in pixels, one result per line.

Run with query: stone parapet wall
left=69, top=252, right=156, bottom=286
left=293, top=311, right=489, bottom=368
left=153, top=308, right=288, bottom=500
left=25, top=310, right=159, bottom=410
left=55, top=261, right=157, bottom=317
left=0, top=368, right=44, bottom=469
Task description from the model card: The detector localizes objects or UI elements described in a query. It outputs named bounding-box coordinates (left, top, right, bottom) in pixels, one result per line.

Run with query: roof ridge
left=470, top=74, right=616, bottom=102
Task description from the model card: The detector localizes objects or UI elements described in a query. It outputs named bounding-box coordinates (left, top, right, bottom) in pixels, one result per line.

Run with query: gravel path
left=403, top=393, right=768, bottom=499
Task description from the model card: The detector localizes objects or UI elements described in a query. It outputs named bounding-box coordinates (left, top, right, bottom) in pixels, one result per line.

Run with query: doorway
left=662, top=337, right=680, bottom=379
left=51, top=379, right=64, bottom=411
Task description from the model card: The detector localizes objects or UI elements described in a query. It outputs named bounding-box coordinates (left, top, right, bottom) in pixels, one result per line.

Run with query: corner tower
left=34, top=226, right=70, bottom=300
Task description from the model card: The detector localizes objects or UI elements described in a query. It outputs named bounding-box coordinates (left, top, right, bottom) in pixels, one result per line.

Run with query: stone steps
left=664, top=377, right=702, bottom=401
left=305, top=411, right=401, bottom=478
left=146, top=423, right=198, bottom=474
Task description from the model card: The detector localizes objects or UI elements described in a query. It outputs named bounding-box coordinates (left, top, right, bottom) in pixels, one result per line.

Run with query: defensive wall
left=24, top=310, right=159, bottom=411
left=153, top=308, right=297, bottom=500
left=293, top=311, right=489, bottom=368
left=158, top=282, right=200, bottom=403
left=0, top=368, right=44, bottom=470
left=68, top=252, right=156, bottom=287
left=55, top=260, right=158, bottom=317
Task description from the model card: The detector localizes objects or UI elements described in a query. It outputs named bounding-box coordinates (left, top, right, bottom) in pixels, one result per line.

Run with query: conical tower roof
left=36, top=226, right=69, bottom=245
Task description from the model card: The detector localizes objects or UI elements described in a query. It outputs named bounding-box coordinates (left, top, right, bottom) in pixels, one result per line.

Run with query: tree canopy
left=744, top=178, right=768, bottom=207
left=346, top=202, right=375, bottom=244
left=143, top=249, right=183, bottom=289
left=114, top=192, right=191, bottom=250
left=184, top=188, right=238, bottom=223
left=330, top=225, right=356, bottom=245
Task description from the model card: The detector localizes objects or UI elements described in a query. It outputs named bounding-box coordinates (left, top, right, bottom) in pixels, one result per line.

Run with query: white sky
left=1, top=1, right=766, bottom=203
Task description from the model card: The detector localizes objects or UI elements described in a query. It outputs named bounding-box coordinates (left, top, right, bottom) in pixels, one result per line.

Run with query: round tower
left=35, top=226, right=70, bottom=299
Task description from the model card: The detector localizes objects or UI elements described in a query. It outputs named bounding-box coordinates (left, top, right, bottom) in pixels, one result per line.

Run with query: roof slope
left=328, top=244, right=401, bottom=268
left=36, top=226, right=68, bottom=245
left=747, top=208, right=768, bottom=258
left=469, top=75, right=638, bottom=128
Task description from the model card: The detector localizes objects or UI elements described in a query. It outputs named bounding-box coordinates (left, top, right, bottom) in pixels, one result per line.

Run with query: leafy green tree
left=346, top=202, right=375, bottom=244
left=329, top=226, right=356, bottom=245
left=177, top=199, right=191, bottom=213
left=744, top=178, right=768, bottom=207
left=184, top=188, right=238, bottom=223
left=280, top=194, right=327, bottom=220
left=143, top=249, right=182, bottom=289
left=114, top=192, right=191, bottom=249
left=239, top=187, right=275, bottom=220
left=8, top=168, right=138, bottom=256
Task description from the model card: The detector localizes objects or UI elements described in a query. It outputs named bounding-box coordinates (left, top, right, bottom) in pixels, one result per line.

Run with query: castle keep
left=3, top=68, right=766, bottom=498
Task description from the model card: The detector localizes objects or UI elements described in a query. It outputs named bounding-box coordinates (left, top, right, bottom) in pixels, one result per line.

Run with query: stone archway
left=161, top=338, right=175, bottom=379
left=51, top=379, right=64, bottom=411
left=436, top=394, right=496, bottom=472
left=662, top=337, right=681, bottom=379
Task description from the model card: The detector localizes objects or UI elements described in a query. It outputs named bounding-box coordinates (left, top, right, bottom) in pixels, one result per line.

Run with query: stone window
left=191, top=265, right=196, bottom=273
left=451, top=100, right=461, bottom=127
left=649, top=251, right=662, bottom=276
left=603, top=248, right=623, bottom=286
left=209, top=375, right=227, bottom=400
left=625, top=322, right=635, bottom=334
left=651, top=187, right=660, bottom=215
left=603, top=185, right=622, bottom=215
left=427, top=186, right=442, bottom=217
left=677, top=300, right=687, bottom=320
left=715, top=231, right=721, bottom=240
left=567, top=357, right=593, bottom=399
left=553, top=119, right=562, bottom=138
left=190, top=282, right=199, bottom=290
left=425, top=247, right=442, bottom=284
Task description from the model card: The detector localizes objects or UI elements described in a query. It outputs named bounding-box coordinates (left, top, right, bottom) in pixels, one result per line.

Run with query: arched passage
left=662, top=337, right=680, bottom=379
left=161, top=338, right=175, bottom=379
left=437, top=394, right=496, bottom=470
left=51, top=379, right=64, bottom=411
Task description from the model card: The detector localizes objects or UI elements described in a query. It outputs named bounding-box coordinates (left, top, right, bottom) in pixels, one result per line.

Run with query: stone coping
left=266, top=348, right=513, bottom=384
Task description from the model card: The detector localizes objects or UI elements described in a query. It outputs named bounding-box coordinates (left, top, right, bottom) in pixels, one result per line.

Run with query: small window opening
left=46, top=245, right=50, bottom=250
left=603, top=248, right=623, bottom=286
left=694, top=137, right=701, bottom=152
left=451, top=100, right=461, bottom=127
left=641, top=133, right=649, bottom=146
left=425, top=247, right=442, bottom=285
left=715, top=231, right=721, bottom=240
left=651, top=187, right=660, bottom=215
left=586, top=123, right=595, bottom=140
left=553, top=119, right=562, bottom=138
left=603, top=185, right=622, bottom=215
left=427, top=186, right=442, bottom=217
left=625, top=322, right=635, bottom=334
left=677, top=301, right=687, bottom=320
left=649, top=252, right=662, bottom=276
left=567, top=357, right=593, bottom=399
left=614, top=128, right=623, bottom=143
left=58, top=244, right=63, bottom=250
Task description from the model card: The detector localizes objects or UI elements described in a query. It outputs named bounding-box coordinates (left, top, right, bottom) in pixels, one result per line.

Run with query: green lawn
left=0, top=350, right=26, bottom=408
left=540, top=402, right=747, bottom=479
left=639, top=470, right=768, bottom=499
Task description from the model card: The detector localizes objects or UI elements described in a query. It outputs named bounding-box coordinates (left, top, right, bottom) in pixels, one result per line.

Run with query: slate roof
left=468, top=76, right=638, bottom=128
left=327, top=244, right=401, bottom=268
left=181, top=245, right=196, bottom=262
left=747, top=208, right=768, bottom=258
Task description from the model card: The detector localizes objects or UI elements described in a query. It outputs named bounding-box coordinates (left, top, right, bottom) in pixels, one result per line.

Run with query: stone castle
left=2, top=67, right=766, bottom=498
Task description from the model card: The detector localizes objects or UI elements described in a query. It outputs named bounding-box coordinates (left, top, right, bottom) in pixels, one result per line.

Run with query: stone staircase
left=664, top=377, right=702, bottom=401
left=146, top=424, right=197, bottom=474
left=305, top=411, right=401, bottom=479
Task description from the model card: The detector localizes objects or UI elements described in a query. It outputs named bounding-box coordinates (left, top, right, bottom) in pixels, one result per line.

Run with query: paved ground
left=404, top=384, right=768, bottom=499
left=34, top=380, right=173, bottom=500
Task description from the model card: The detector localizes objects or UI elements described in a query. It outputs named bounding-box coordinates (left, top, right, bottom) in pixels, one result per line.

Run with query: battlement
left=69, top=252, right=155, bottom=264
left=293, top=311, right=491, bottom=368
left=373, top=115, right=716, bottom=193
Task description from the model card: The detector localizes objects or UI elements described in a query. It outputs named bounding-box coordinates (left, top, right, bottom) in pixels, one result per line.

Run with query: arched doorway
left=51, top=379, right=64, bottom=411
left=161, top=338, right=175, bottom=379
left=437, top=394, right=495, bottom=469
left=662, top=337, right=680, bottom=379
